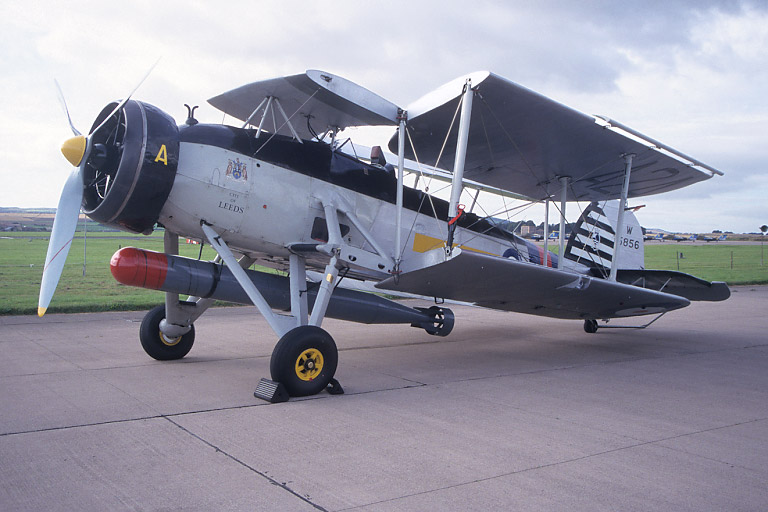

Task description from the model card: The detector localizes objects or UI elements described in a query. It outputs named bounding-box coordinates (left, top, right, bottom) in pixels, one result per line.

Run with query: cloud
left=1, top=0, right=765, bottom=232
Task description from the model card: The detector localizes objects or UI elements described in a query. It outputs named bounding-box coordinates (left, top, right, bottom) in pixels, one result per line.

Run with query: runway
left=1, top=287, right=767, bottom=511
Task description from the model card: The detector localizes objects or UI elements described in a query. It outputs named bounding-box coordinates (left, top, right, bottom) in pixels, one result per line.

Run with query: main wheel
left=583, top=318, right=599, bottom=334
left=139, top=305, right=195, bottom=360
left=270, top=326, right=338, bottom=397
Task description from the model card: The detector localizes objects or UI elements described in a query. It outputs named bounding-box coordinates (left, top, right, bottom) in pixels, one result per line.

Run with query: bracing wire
left=396, top=92, right=470, bottom=259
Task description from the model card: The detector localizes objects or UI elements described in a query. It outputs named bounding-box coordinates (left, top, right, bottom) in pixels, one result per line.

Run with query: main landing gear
left=138, top=303, right=340, bottom=396
left=270, top=325, right=339, bottom=397
left=583, top=318, right=599, bottom=334
left=139, top=210, right=455, bottom=401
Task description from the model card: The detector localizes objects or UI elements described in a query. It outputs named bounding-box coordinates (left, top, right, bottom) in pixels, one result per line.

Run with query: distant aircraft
left=644, top=233, right=664, bottom=241
left=41, top=69, right=730, bottom=398
left=674, top=234, right=697, bottom=242
left=547, top=231, right=560, bottom=240
left=530, top=233, right=544, bottom=241
left=701, top=234, right=727, bottom=242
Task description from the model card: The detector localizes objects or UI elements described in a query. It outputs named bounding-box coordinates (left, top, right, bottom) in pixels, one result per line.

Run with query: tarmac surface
left=1, top=286, right=767, bottom=511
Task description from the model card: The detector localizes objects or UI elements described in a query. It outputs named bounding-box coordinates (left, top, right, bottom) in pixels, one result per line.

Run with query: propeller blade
left=41, top=61, right=159, bottom=315
left=54, top=79, right=81, bottom=137
left=89, top=58, right=161, bottom=137
left=38, top=167, right=85, bottom=316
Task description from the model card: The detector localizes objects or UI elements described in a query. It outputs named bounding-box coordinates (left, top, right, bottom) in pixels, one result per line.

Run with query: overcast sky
left=1, top=0, right=765, bottom=233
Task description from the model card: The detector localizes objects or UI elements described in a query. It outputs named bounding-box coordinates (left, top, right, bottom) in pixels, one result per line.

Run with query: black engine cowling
left=82, top=100, right=179, bottom=234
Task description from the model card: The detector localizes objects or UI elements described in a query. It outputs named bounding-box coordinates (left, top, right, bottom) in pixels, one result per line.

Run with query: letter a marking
left=155, top=144, right=168, bottom=165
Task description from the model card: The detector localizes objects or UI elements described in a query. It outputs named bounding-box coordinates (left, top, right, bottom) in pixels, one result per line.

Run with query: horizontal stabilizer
left=615, top=269, right=730, bottom=302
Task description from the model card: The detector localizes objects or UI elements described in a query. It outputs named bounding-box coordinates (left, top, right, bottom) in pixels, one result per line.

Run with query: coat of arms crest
left=225, top=158, right=248, bottom=181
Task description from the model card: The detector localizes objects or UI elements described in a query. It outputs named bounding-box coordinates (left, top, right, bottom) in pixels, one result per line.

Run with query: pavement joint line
left=655, top=433, right=768, bottom=474
left=0, top=384, right=420, bottom=438
left=338, top=416, right=768, bottom=511
left=3, top=341, right=766, bottom=437
left=4, top=337, right=763, bottom=381
left=163, top=415, right=330, bottom=512
left=0, top=355, right=269, bottom=379
left=0, top=383, right=428, bottom=438
left=0, top=403, right=271, bottom=438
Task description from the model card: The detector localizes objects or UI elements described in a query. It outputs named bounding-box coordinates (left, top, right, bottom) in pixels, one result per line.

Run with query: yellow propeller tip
left=38, top=307, right=47, bottom=317
left=61, top=135, right=86, bottom=167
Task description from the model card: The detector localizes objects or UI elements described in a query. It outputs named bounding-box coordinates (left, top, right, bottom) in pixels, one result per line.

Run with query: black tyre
left=270, top=326, right=338, bottom=397
left=584, top=318, right=599, bottom=334
left=139, top=305, right=195, bottom=360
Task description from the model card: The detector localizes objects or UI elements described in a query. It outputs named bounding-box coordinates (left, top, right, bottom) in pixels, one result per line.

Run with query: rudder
left=563, top=201, right=644, bottom=275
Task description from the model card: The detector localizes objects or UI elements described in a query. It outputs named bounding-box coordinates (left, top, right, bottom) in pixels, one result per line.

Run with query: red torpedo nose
left=110, top=247, right=169, bottom=289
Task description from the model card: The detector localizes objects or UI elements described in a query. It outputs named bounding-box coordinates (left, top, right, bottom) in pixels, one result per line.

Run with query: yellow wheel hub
left=159, top=330, right=182, bottom=347
left=295, top=348, right=324, bottom=381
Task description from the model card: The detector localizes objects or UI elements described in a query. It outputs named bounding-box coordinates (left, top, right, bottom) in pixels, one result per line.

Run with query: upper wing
left=388, top=71, right=723, bottom=201
left=376, top=248, right=690, bottom=320
left=209, top=70, right=400, bottom=140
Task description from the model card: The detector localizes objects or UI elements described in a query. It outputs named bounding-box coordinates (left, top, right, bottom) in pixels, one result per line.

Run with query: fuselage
left=158, top=124, right=566, bottom=279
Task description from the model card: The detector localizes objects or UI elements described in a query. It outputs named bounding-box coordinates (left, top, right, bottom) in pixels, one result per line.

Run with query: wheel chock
left=254, top=378, right=290, bottom=403
left=326, top=378, right=344, bottom=395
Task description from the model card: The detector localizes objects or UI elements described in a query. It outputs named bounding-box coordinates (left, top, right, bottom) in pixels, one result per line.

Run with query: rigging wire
left=396, top=93, right=470, bottom=260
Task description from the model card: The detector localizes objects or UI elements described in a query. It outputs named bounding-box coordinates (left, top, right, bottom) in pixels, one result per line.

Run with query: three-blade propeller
left=39, top=64, right=158, bottom=316
left=38, top=85, right=93, bottom=317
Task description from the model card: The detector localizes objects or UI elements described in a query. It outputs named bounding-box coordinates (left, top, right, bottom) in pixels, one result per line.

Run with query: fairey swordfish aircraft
left=41, top=69, right=730, bottom=399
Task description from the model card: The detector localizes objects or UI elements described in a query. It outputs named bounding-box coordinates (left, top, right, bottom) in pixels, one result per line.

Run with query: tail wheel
left=139, top=305, right=195, bottom=360
left=270, top=326, right=338, bottom=397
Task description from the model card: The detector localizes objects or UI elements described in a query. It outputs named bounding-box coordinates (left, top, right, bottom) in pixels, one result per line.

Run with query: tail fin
left=564, top=201, right=644, bottom=275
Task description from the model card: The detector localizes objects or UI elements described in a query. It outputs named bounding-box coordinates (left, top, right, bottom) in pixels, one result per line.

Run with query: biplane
left=41, top=69, right=729, bottom=398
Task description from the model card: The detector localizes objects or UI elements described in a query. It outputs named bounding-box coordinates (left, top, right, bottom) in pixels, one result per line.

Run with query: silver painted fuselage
left=158, top=137, right=564, bottom=280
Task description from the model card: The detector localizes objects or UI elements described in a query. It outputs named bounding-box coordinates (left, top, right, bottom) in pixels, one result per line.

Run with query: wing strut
left=543, top=199, right=550, bottom=265
left=609, top=153, right=634, bottom=281
left=246, top=95, right=304, bottom=144
left=558, top=176, right=569, bottom=269
left=201, top=223, right=297, bottom=336
left=394, top=109, right=407, bottom=268
left=446, top=79, right=475, bottom=254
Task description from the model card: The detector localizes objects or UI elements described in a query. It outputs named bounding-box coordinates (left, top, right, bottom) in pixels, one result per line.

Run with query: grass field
left=1, top=233, right=767, bottom=315
left=644, top=243, right=768, bottom=284
left=0, top=233, right=225, bottom=315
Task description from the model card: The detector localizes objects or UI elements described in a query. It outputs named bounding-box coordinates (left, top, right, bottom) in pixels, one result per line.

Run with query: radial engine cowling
left=82, top=100, right=179, bottom=234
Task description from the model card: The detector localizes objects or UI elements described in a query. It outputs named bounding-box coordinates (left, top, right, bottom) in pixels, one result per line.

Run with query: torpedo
left=110, top=247, right=453, bottom=333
